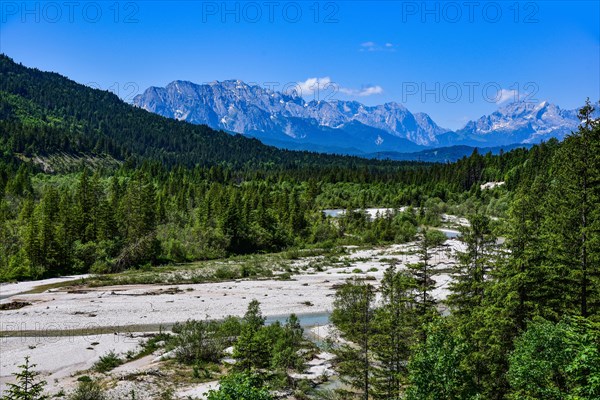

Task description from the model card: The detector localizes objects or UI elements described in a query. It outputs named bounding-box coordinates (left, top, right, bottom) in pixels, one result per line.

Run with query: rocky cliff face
left=133, top=80, right=447, bottom=153
left=134, top=80, right=589, bottom=153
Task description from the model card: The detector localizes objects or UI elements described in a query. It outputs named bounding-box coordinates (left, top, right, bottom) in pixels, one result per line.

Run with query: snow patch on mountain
left=133, top=80, right=449, bottom=148
left=133, top=80, right=593, bottom=152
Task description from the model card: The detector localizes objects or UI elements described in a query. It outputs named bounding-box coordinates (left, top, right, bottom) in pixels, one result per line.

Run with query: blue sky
left=1, top=1, right=598, bottom=129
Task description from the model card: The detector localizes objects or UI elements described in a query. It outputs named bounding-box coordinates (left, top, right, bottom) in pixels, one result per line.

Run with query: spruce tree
left=2, top=357, right=48, bottom=400
left=543, top=99, right=600, bottom=318
left=233, top=300, right=271, bottom=371
left=447, top=214, right=497, bottom=317
left=371, top=265, right=417, bottom=399
left=406, top=319, right=475, bottom=400
left=330, top=278, right=375, bottom=399
left=445, top=214, right=498, bottom=396
left=407, top=228, right=446, bottom=327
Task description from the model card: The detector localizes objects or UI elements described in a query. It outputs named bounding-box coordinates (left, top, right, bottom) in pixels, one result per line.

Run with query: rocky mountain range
left=133, top=80, right=587, bottom=155
left=436, top=101, right=583, bottom=147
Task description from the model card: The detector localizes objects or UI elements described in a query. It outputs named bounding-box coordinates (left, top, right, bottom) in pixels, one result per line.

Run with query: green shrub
left=172, top=320, right=226, bottom=364
left=94, top=350, right=122, bottom=373
left=207, top=373, right=274, bottom=400
left=89, top=260, right=111, bottom=274
left=278, top=272, right=292, bottom=280
left=68, top=380, right=106, bottom=400
left=214, top=266, right=239, bottom=280
left=217, top=316, right=243, bottom=339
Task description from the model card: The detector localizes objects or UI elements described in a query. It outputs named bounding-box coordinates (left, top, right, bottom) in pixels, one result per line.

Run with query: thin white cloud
left=496, top=89, right=520, bottom=104
left=296, top=77, right=334, bottom=95
left=295, top=77, right=383, bottom=98
left=360, top=41, right=396, bottom=52
left=339, top=85, right=384, bottom=97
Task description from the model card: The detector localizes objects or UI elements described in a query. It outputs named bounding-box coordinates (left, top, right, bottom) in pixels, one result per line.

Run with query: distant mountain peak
left=133, top=79, right=590, bottom=153
left=133, top=79, right=449, bottom=152
left=434, top=100, right=588, bottom=147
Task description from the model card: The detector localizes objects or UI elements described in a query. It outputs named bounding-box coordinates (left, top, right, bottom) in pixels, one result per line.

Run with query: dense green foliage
left=406, top=319, right=475, bottom=400
left=233, top=300, right=305, bottom=372
left=171, top=317, right=241, bottom=364
left=93, top=351, right=123, bottom=373
left=329, top=100, right=600, bottom=399
left=330, top=278, right=376, bottom=398
left=507, top=317, right=600, bottom=399
left=207, top=373, right=274, bottom=400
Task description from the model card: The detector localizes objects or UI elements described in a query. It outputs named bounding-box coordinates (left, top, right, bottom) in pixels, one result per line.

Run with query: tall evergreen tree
left=407, top=228, right=446, bottom=329
left=447, top=214, right=497, bottom=317
left=543, top=100, right=600, bottom=318
left=233, top=300, right=271, bottom=371
left=371, top=265, right=417, bottom=399
left=406, top=319, right=476, bottom=400
left=330, top=278, right=375, bottom=399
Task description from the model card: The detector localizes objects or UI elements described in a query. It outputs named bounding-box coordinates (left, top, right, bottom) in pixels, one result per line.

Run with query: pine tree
left=2, top=356, right=48, bottom=400
left=74, top=169, right=100, bottom=242
left=467, top=182, right=549, bottom=399
left=371, top=265, right=417, bottom=399
left=406, top=319, right=475, bottom=400
left=497, top=179, right=549, bottom=326
left=119, top=172, right=156, bottom=243
left=0, top=198, right=8, bottom=272
left=233, top=300, right=271, bottom=371
left=330, top=278, right=375, bottom=399
left=443, top=214, right=498, bottom=393
left=54, top=192, right=77, bottom=272
left=407, top=228, right=446, bottom=326
left=219, top=190, right=250, bottom=254
left=243, top=299, right=265, bottom=331
left=23, top=215, right=41, bottom=278
left=271, top=314, right=304, bottom=370
left=543, top=99, right=600, bottom=318
left=447, top=214, right=497, bottom=317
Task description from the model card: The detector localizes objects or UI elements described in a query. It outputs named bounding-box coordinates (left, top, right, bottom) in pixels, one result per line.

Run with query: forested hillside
left=0, top=54, right=560, bottom=282
left=0, top=54, right=426, bottom=170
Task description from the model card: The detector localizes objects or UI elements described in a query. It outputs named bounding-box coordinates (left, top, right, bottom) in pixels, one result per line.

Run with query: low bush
left=94, top=350, right=122, bottom=373
left=69, top=380, right=106, bottom=400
